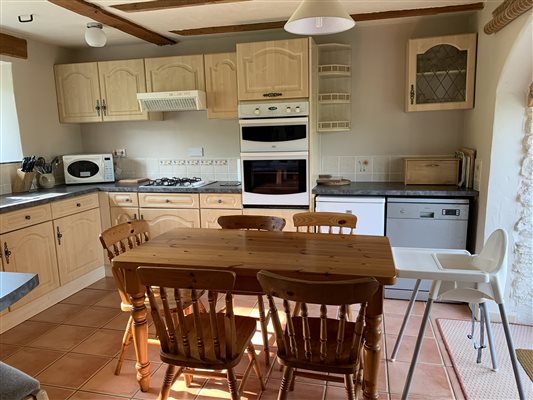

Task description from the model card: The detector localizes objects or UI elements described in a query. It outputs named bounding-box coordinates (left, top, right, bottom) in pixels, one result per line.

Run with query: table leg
left=363, top=286, right=383, bottom=400
left=125, top=269, right=151, bottom=392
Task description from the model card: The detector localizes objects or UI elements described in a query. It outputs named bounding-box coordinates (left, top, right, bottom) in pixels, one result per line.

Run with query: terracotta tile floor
left=0, top=277, right=472, bottom=400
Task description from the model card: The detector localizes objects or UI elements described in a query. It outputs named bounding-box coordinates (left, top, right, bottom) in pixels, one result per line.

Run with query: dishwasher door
left=315, top=196, right=385, bottom=235
left=385, top=198, right=469, bottom=300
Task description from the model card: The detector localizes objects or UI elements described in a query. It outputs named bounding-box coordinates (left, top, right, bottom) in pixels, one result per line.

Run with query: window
left=0, top=61, right=23, bottom=163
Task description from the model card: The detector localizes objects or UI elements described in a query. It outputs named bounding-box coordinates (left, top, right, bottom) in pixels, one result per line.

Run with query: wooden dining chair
left=99, top=220, right=204, bottom=377
left=293, top=211, right=357, bottom=234
left=217, top=214, right=286, bottom=366
left=136, top=266, right=265, bottom=400
left=292, top=211, right=358, bottom=319
left=257, top=270, right=379, bottom=400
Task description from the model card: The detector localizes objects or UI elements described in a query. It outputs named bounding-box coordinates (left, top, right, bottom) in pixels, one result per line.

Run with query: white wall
left=74, top=13, right=472, bottom=161
left=463, top=8, right=532, bottom=322
left=0, top=62, right=23, bottom=162
left=2, top=38, right=83, bottom=158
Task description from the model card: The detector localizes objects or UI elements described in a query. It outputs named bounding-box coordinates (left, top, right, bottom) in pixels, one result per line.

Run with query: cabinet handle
left=76, top=203, right=81, bottom=207
left=263, top=92, right=282, bottom=98
left=102, top=99, right=107, bottom=116
left=217, top=199, right=223, bottom=204
left=165, top=199, right=171, bottom=203
left=125, top=198, right=131, bottom=202
left=95, top=99, right=101, bottom=116
left=3, top=242, right=11, bottom=264
left=57, top=226, right=63, bottom=245
left=25, top=215, right=31, bottom=220
left=140, top=214, right=144, bottom=220
left=134, top=213, right=137, bottom=220
left=410, top=84, right=415, bottom=105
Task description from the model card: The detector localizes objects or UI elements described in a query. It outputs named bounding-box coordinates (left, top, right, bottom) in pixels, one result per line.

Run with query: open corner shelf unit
left=317, top=43, right=352, bottom=133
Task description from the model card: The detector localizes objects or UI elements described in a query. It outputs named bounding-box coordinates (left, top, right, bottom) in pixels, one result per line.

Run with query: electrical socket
left=358, top=159, right=369, bottom=172
left=113, top=149, right=126, bottom=157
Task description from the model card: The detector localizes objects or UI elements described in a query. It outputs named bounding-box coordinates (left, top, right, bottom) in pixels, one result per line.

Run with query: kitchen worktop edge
left=0, top=182, right=242, bottom=213
left=312, top=182, right=478, bottom=197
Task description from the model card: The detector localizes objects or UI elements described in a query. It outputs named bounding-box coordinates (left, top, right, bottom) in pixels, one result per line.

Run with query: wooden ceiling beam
left=47, top=0, right=176, bottom=46
left=172, top=2, right=484, bottom=36
left=112, top=0, right=250, bottom=13
left=0, top=33, right=28, bottom=59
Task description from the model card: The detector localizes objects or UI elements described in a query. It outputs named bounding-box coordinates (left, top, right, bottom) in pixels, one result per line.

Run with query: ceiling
left=0, top=0, right=483, bottom=48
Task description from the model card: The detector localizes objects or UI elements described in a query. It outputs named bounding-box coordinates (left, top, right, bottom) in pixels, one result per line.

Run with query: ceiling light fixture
left=85, top=22, right=107, bottom=47
left=284, top=0, right=355, bottom=36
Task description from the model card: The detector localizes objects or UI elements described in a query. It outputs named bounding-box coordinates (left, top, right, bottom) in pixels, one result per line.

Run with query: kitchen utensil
left=37, top=173, right=55, bottom=189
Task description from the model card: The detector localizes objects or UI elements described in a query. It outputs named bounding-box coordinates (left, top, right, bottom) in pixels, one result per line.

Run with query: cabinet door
left=204, top=53, right=238, bottom=119
left=98, top=59, right=149, bottom=121
left=406, top=33, right=477, bottom=112
left=54, top=208, right=103, bottom=285
left=54, top=63, right=102, bottom=123
left=1, top=222, right=60, bottom=309
left=140, top=208, right=200, bottom=237
left=237, top=38, right=309, bottom=101
left=145, top=55, right=206, bottom=92
left=110, top=207, right=139, bottom=226
left=200, top=209, right=242, bottom=229
left=242, top=208, right=304, bottom=232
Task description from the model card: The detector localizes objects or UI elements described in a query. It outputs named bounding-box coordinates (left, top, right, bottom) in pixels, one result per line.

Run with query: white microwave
left=63, top=154, right=115, bottom=184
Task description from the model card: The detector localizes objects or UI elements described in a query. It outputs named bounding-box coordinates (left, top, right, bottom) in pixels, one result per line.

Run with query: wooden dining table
left=112, top=227, right=396, bottom=400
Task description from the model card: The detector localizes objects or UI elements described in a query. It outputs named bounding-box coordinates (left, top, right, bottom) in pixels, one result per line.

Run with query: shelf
left=318, top=64, right=351, bottom=76
left=318, top=43, right=352, bottom=51
left=318, top=121, right=351, bottom=132
left=416, top=69, right=466, bottom=76
left=318, top=93, right=351, bottom=103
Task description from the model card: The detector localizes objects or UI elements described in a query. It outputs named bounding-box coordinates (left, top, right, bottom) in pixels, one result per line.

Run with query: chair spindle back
left=293, top=212, right=357, bottom=234
left=217, top=215, right=286, bottom=231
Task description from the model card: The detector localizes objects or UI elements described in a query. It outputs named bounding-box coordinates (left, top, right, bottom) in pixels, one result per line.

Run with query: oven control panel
left=239, top=101, right=309, bottom=119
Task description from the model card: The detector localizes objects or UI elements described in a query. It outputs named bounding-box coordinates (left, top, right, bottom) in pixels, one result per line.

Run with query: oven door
left=239, top=117, right=308, bottom=152
left=241, top=152, right=309, bottom=206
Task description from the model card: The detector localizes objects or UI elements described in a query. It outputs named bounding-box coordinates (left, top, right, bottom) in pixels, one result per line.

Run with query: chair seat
left=277, top=317, right=360, bottom=375
left=160, top=313, right=257, bottom=369
left=0, top=362, right=43, bottom=400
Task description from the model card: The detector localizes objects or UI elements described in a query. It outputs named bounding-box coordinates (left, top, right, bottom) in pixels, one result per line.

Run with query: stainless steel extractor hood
left=136, top=90, right=207, bottom=112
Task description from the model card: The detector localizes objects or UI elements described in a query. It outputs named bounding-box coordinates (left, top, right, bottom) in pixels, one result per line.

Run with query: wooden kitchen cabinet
left=54, top=62, right=102, bottom=123
left=54, top=208, right=103, bottom=285
left=1, top=222, right=60, bottom=309
left=140, top=209, right=200, bottom=237
left=109, top=192, right=139, bottom=226
left=406, top=33, right=477, bottom=112
left=199, top=193, right=242, bottom=229
left=54, top=59, right=160, bottom=123
left=237, top=38, right=309, bottom=101
left=204, top=53, right=238, bottom=119
left=145, top=55, right=205, bottom=92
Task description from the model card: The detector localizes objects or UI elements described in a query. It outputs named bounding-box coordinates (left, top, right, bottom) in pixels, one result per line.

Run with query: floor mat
left=437, top=318, right=533, bottom=400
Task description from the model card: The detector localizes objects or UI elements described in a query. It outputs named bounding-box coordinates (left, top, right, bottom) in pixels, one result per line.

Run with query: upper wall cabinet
left=145, top=55, right=205, bottom=92
left=55, top=59, right=156, bottom=123
left=406, top=33, right=477, bottom=112
left=236, top=38, right=309, bottom=101
left=204, top=52, right=238, bottom=119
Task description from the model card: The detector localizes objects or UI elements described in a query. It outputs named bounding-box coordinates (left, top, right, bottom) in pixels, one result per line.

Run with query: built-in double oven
left=239, top=100, right=309, bottom=207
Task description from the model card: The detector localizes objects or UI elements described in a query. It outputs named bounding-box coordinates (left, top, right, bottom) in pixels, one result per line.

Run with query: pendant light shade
left=85, top=22, right=107, bottom=47
left=284, top=0, right=355, bottom=35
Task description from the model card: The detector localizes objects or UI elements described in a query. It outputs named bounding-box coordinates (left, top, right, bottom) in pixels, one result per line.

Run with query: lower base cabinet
left=200, top=209, right=243, bottom=229
left=1, top=221, right=60, bottom=309
left=54, top=208, right=104, bottom=285
left=110, top=206, right=138, bottom=226
left=140, top=208, right=200, bottom=237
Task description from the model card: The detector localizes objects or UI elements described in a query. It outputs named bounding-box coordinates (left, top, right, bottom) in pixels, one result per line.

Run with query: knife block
left=11, top=169, right=36, bottom=193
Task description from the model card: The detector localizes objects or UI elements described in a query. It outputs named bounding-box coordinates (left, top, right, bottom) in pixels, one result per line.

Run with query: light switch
left=188, top=147, right=204, bottom=157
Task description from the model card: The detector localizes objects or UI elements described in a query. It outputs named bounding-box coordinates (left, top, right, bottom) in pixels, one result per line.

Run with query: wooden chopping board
left=117, top=178, right=149, bottom=186
left=316, top=177, right=351, bottom=186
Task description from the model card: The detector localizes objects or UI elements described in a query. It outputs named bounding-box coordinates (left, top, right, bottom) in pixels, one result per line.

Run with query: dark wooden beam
left=112, top=0, right=250, bottom=13
left=0, top=32, right=28, bottom=59
left=172, top=2, right=484, bottom=36
left=47, top=0, right=176, bottom=46
left=173, top=21, right=286, bottom=36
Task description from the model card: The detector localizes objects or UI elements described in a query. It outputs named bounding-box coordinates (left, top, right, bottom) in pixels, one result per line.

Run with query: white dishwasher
left=315, top=196, right=385, bottom=235
left=385, top=197, right=469, bottom=300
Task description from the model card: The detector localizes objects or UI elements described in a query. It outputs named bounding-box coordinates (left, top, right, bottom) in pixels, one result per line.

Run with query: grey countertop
left=0, top=272, right=39, bottom=311
left=0, top=181, right=478, bottom=214
left=312, top=182, right=478, bottom=197
left=0, top=181, right=242, bottom=213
